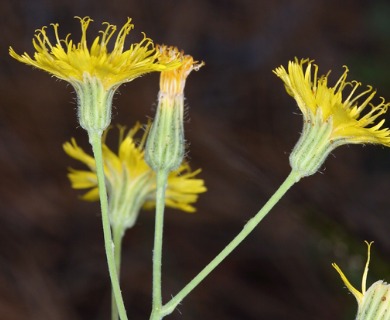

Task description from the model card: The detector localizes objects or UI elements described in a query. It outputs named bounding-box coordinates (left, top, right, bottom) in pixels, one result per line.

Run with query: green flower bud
left=145, top=45, right=204, bottom=172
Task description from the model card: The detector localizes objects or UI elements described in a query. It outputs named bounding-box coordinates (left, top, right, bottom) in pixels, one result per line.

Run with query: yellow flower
left=63, top=123, right=206, bottom=231
left=9, top=17, right=180, bottom=134
left=274, top=59, right=390, bottom=179
left=333, top=242, right=390, bottom=320
left=145, top=45, right=204, bottom=172
left=9, top=16, right=175, bottom=89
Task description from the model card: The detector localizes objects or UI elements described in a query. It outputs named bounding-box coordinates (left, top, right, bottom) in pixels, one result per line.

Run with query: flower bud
left=145, top=45, right=204, bottom=172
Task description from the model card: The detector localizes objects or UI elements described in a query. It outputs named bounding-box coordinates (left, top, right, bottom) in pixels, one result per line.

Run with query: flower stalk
left=64, top=123, right=206, bottom=320
left=89, top=131, right=128, bottom=320
left=112, top=225, right=125, bottom=320
left=158, top=170, right=300, bottom=318
left=149, top=170, right=169, bottom=320
left=145, top=46, right=203, bottom=319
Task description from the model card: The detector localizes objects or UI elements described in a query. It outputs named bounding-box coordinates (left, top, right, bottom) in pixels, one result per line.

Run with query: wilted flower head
left=157, top=45, right=205, bottom=97
left=63, top=123, right=206, bottom=231
left=333, top=242, right=390, bottom=320
left=10, top=17, right=180, bottom=134
left=145, top=45, right=204, bottom=172
left=274, top=59, right=390, bottom=179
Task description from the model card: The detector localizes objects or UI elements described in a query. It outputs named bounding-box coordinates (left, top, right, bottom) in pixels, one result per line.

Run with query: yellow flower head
left=274, top=58, right=390, bottom=146
left=63, top=123, right=206, bottom=230
left=157, top=45, right=205, bottom=96
left=9, top=16, right=178, bottom=90
left=9, top=17, right=183, bottom=134
left=274, top=59, right=390, bottom=179
left=333, top=242, right=390, bottom=320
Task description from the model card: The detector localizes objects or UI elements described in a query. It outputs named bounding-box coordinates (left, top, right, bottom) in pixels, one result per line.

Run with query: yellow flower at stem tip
left=145, top=45, right=204, bottom=172
left=274, top=59, right=390, bottom=179
left=333, top=242, right=390, bottom=320
left=63, top=123, right=206, bottom=232
left=9, top=16, right=179, bottom=89
left=9, top=17, right=181, bottom=134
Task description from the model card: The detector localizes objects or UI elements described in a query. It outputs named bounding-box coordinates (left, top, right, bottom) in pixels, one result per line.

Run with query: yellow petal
left=81, top=187, right=100, bottom=201
left=63, top=138, right=96, bottom=169
left=68, top=169, right=97, bottom=189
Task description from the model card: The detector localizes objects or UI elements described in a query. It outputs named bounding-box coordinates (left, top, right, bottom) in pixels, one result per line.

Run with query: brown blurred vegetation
left=1, top=0, right=390, bottom=319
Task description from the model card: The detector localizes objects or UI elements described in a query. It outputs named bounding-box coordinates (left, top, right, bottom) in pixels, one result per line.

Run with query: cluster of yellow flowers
left=9, top=17, right=208, bottom=320
left=10, top=17, right=206, bottom=229
left=9, top=15, right=390, bottom=320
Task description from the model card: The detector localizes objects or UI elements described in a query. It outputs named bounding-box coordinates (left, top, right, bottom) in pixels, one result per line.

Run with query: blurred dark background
left=1, top=0, right=390, bottom=319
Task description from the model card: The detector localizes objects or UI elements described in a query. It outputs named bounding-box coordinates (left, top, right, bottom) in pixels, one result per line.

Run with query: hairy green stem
left=160, top=170, right=301, bottom=318
left=150, top=170, right=169, bottom=320
left=111, top=227, right=124, bottom=320
left=89, top=131, right=128, bottom=320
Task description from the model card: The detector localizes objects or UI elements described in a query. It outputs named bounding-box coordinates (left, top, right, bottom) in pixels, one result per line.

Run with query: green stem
left=160, top=170, right=301, bottom=318
left=150, top=170, right=169, bottom=320
left=88, top=131, right=128, bottom=320
left=111, top=227, right=124, bottom=320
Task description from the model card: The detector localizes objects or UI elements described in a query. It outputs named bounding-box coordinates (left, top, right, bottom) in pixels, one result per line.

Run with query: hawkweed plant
left=9, top=15, right=390, bottom=319
left=10, top=16, right=180, bottom=320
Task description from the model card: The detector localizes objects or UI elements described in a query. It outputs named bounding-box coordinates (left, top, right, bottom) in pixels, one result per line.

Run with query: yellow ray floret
left=9, top=17, right=180, bottom=89
left=332, top=241, right=374, bottom=304
left=63, top=123, right=206, bottom=229
left=274, top=58, right=390, bottom=146
left=333, top=242, right=390, bottom=320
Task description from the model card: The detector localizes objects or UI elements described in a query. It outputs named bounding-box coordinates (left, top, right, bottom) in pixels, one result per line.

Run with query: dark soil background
left=1, top=1, right=390, bottom=319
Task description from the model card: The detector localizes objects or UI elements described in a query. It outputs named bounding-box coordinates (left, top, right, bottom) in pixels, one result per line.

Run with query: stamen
left=350, top=86, right=374, bottom=113
left=333, top=66, right=348, bottom=93
left=344, top=81, right=362, bottom=105
left=362, top=241, right=374, bottom=294
left=113, top=18, right=134, bottom=54
left=38, top=26, right=53, bottom=50
left=101, top=23, right=117, bottom=48
left=312, top=64, right=319, bottom=92
left=76, top=16, right=93, bottom=50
